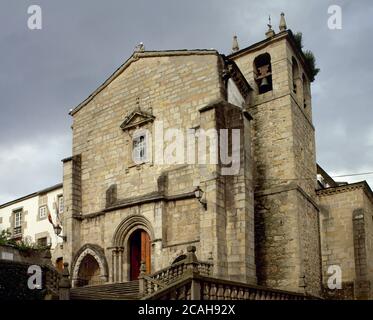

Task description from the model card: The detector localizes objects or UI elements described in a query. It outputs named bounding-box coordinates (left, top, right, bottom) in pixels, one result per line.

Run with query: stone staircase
left=70, top=280, right=140, bottom=300
left=60, top=247, right=319, bottom=300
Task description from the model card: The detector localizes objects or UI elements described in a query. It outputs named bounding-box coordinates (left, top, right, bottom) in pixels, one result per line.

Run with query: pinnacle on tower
left=134, top=42, right=145, bottom=52
left=265, top=16, right=275, bottom=38
left=279, top=12, right=287, bottom=31
left=232, top=35, right=239, bottom=53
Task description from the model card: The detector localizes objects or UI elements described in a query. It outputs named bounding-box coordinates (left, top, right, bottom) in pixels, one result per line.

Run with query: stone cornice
left=228, top=31, right=289, bottom=59
left=74, top=190, right=197, bottom=221
left=317, top=182, right=364, bottom=196
left=162, top=239, right=200, bottom=249
left=255, top=182, right=320, bottom=212
left=221, top=56, right=253, bottom=100
left=317, top=181, right=373, bottom=206
left=61, top=156, right=73, bottom=163
left=61, top=154, right=81, bottom=163
left=228, top=29, right=313, bottom=83
left=0, top=183, right=63, bottom=209
left=199, top=99, right=253, bottom=120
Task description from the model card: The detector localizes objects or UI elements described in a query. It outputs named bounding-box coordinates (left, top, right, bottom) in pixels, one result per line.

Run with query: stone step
left=70, top=280, right=140, bottom=300
left=72, top=285, right=139, bottom=291
left=70, top=292, right=140, bottom=300
left=72, top=286, right=139, bottom=293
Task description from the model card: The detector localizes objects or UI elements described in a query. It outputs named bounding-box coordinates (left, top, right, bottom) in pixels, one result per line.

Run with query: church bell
left=260, top=77, right=269, bottom=89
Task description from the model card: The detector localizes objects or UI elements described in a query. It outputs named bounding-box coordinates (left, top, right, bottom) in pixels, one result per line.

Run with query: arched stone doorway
left=77, top=254, right=101, bottom=287
left=112, top=215, right=154, bottom=282
left=128, top=229, right=151, bottom=280
left=71, top=244, right=109, bottom=287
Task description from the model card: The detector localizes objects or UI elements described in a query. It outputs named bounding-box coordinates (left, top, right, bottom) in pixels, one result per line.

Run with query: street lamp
left=194, top=186, right=207, bottom=210
left=54, top=224, right=67, bottom=242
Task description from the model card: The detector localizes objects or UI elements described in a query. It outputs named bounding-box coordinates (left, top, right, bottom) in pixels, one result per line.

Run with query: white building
left=0, top=183, right=64, bottom=269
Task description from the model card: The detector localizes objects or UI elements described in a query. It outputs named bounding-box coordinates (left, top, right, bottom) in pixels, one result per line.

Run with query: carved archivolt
left=71, top=244, right=109, bottom=286
left=112, top=214, right=154, bottom=247
left=110, top=215, right=154, bottom=283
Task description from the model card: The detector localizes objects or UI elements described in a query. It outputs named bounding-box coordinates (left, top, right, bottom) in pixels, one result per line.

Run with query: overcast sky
left=0, top=0, right=372, bottom=203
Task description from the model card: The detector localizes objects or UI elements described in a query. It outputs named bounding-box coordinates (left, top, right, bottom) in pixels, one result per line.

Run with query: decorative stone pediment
left=120, top=108, right=155, bottom=131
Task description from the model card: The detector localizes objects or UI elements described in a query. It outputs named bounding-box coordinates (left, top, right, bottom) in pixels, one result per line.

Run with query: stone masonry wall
left=231, top=34, right=321, bottom=296
left=197, top=101, right=256, bottom=283
left=72, top=53, right=222, bottom=215
left=363, top=189, right=373, bottom=298
left=67, top=52, right=223, bottom=267
left=62, top=155, right=82, bottom=265
left=318, top=185, right=373, bottom=299
left=255, top=189, right=300, bottom=290
left=65, top=52, right=256, bottom=284
left=296, top=191, right=321, bottom=295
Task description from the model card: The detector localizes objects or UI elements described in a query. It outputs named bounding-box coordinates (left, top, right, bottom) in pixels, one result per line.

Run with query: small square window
left=132, top=134, right=147, bottom=163
left=39, top=206, right=47, bottom=219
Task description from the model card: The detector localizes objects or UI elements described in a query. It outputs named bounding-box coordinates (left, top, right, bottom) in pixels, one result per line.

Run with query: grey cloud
left=0, top=0, right=372, bottom=201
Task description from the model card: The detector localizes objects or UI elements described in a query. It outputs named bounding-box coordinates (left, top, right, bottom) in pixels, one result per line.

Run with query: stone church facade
left=60, top=17, right=373, bottom=299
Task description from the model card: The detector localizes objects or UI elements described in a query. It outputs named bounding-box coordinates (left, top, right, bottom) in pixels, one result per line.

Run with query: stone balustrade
left=57, top=245, right=318, bottom=300
left=139, top=245, right=213, bottom=296
left=140, top=246, right=316, bottom=301
left=143, top=274, right=316, bottom=300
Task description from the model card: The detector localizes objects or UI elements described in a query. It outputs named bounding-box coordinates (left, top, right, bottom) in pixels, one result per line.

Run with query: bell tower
left=229, top=14, right=321, bottom=296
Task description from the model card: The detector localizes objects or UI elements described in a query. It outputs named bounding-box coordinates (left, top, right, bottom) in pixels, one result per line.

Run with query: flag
left=48, top=211, right=55, bottom=228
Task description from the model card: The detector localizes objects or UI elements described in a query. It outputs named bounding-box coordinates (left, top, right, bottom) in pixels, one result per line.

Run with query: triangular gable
left=120, top=109, right=155, bottom=131
left=70, top=49, right=218, bottom=116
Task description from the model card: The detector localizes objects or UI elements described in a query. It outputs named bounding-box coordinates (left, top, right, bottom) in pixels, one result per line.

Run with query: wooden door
left=130, top=230, right=151, bottom=280
left=77, top=254, right=100, bottom=286
left=55, top=257, right=63, bottom=272
left=141, top=231, right=151, bottom=274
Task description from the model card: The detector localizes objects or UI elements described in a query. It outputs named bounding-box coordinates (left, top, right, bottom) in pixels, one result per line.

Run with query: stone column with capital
left=111, top=247, right=118, bottom=283
left=118, top=247, right=124, bottom=283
